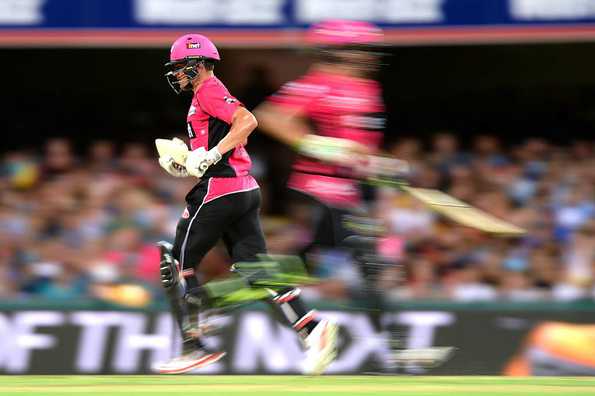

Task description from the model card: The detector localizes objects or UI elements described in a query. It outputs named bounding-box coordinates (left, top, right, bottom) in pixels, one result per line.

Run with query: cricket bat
left=297, top=134, right=526, bottom=236
left=401, top=186, right=526, bottom=236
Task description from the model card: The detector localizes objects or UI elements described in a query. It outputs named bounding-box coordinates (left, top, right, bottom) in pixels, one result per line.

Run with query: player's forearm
left=216, top=107, right=258, bottom=155
left=253, top=102, right=310, bottom=147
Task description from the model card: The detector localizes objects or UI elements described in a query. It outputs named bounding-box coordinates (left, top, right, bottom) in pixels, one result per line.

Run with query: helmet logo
left=186, top=42, right=201, bottom=49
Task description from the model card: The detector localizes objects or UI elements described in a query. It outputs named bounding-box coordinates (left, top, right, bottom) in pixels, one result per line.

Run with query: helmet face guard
left=164, top=57, right=202, bottom=94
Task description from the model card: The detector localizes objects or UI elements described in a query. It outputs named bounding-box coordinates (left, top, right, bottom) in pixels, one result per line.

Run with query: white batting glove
left=159, top=155, right=189, bottom=177
left=170, top=137, right=189, bottom=152
left=185, top=147, right=222, bottom=178
left=361, top=155, right=410, bottom=179
left=296, top=134, right=369, bottom=166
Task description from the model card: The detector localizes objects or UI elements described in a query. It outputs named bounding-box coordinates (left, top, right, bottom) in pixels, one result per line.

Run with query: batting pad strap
left=293, top=310, right=316, bottom=331
left=273, top=288, right=301, bottom=304
left=181, top=268, right=195, bottom=278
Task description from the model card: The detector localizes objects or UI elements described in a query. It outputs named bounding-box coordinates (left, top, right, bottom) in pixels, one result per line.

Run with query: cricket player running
left=154, top=34, right=337, bottom=374
left=254, top=20, right=386, bottom=279
left=255, top=21, right=457, bottom=370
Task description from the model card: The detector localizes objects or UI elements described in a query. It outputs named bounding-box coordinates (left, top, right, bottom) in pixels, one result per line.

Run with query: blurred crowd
left=0, top=134, right=593, bottom=305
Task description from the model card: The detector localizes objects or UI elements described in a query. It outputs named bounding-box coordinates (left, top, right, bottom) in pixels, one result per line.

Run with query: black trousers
left=290, top=190, right=357, bottom=257
left=172, top=182, right=266, bottom=273
left=171, top=182, right=316, bottom=342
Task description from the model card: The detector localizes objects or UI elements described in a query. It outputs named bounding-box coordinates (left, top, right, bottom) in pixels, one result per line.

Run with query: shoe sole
left=157, top=351, right=226, bottom=375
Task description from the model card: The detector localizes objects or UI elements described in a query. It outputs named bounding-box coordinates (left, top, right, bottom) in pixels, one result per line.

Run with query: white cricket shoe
left=154, top=350, right=226, bottom=374
left=390, top=346, right=456, bottom=368
left=302, top=319, right=339, bottom=375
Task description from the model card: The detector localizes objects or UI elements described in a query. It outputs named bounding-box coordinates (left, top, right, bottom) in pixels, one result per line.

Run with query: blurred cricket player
left=255, top=20, right=386, bottom=279
left=154, top=33, right=337, bottom=374
left=256, top=21, right=456, bottom=369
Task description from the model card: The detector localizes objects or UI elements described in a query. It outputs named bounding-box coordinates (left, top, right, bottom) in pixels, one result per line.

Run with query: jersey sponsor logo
left=282, top=82, right=329, bottom=96
left=223, top=96, right=237, bottom=104
left=341, top=114, right=386, bottom=130
left=186, top=42, right=201, bottom=49
left=187, top=123, right=196, bottom=138
left=324, top=95, right=369, bottom=106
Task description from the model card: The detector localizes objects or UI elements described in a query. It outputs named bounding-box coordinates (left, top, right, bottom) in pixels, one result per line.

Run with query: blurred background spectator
left=0, top=135, right=592, bottom=304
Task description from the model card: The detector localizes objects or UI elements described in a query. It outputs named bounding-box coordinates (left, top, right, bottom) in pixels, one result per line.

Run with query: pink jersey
left=187, top=76, right=258, bottom=201
left=269, top=70, right=385, bottom=208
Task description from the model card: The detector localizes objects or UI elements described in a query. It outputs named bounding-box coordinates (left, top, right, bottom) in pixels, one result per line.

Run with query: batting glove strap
left=186, top=147, right=222, bottom=178
left=206, top=147, right=222, bottom=166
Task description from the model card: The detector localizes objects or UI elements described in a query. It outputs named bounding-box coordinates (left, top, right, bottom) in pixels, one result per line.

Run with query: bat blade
left=403, top=187, right=526, bottom=236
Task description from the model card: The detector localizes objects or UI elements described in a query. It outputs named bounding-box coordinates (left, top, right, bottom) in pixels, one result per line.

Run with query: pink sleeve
left=268, top=77, right=327, bottom=116
left=197, top=84, right=242, bottom=124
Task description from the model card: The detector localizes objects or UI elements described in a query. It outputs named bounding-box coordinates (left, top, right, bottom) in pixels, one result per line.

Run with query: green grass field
left=1, top=376, right=595, bottom=396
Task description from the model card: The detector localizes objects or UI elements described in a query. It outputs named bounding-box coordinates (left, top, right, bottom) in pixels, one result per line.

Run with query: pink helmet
left=165, top=34, right=220, bottom=94
left=169, top=33, right=220, bottom=62
left=306, top=20, right=383, bottom=47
